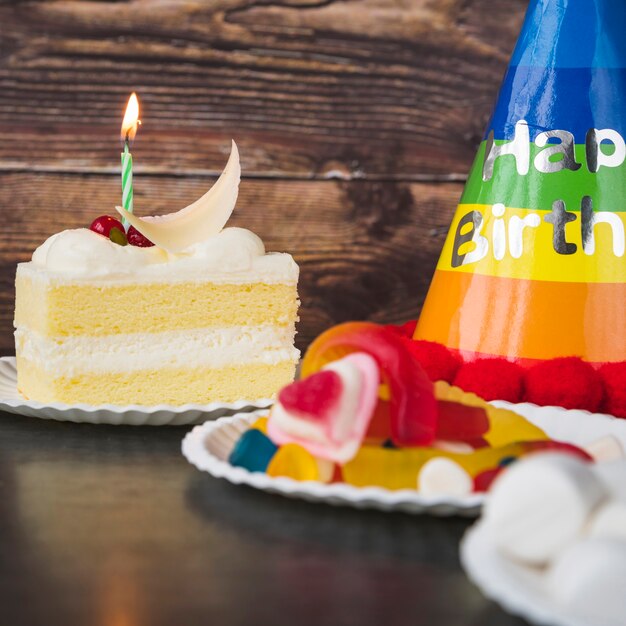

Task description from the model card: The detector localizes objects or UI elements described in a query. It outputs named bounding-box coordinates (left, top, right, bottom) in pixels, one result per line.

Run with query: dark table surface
left=0, top=411, right=528, bottom=626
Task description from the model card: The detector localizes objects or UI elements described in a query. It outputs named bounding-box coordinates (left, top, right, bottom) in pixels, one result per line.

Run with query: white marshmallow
left=549, top=538, right=626, bottom=623
left=593, top=461, right=626, bottom=501
left=584, top=435, right=625, bottom=463
left=315, top=458, right=335, bottom=484
left=418, top=458, right=473, bottom=497
left=484, top=453, right=607, bottom=565
left=431, top=440, right=475, bottom=454
left=587, top=500, right=626, bottom=542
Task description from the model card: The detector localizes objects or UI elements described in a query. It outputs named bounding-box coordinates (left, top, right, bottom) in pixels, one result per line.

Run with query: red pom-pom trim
left=453, top=358, right=525, bottom=403
left=402, top=339, right=461, bottom=383
left=525, top=357, right=604, bottom=412
left=384, top=320, right=417, bottom=338
left=397, top=339, right=626, bottom=414
left=599, top=362, right=626, bottom=419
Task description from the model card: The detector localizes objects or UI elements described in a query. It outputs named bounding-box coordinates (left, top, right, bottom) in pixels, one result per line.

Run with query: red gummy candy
left=521, top=440, right=592, bottom=462
left=403, top=339, right=461, bottom=383
left=473, top=467, right=503, bottom=492
left=278, top=370, right=343, bottom=420
left=364, top=400, right=393, bottom=444
left=525, top=357, right=603, bottom=412
left=454, top=358, right=524, bottom=403
left=464, top=437, right=490, bottom=449
left=599, top=362, right=626, bottom=419
left=302, top=322, right=437, bottom=447
left=331, top=464, right=344, bottom=483
left=435, top=400, right=490, bottom=441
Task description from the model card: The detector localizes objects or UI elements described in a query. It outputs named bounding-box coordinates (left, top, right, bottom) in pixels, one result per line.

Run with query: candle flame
left=120, top=92, right=141, bottom=143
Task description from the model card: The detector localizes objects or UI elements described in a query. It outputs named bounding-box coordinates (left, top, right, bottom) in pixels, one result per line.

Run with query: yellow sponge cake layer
left=17, top=357, right=297, bottom=405
left=16, top=270, right=298, bottom=337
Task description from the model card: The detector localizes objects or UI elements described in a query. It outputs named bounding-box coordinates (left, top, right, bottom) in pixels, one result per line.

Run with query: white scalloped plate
left=492, top=400, right=626, bottom=449
left=182, top=411, right=485, bottom=516
left=461, top=521, right=615, bottom=626
left=182, top=403, right=626, bottom=516
left=0, top=357, right=272, bottom=426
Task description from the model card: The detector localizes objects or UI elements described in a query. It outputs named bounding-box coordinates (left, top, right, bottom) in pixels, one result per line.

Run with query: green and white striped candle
left=120, top=92, right=140, bottom=230
left=121, top=142, right=133, bottom=227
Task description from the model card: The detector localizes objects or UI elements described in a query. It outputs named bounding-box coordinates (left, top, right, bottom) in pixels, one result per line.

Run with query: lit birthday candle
left=120, top=93, right=141, bottom=229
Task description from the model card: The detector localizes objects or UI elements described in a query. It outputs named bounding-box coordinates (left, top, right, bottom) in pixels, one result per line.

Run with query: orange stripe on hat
left=415, top=270, right=626, bottom=363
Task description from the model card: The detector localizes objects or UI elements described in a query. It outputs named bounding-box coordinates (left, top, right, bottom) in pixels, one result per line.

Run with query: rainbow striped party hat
left=415, top=0, right=626, bottom=368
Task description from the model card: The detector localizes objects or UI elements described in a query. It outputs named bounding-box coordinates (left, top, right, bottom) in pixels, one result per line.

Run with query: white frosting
left=15, top=325, right=300, bottom=375
left=25, top=227, right=298, bottom=284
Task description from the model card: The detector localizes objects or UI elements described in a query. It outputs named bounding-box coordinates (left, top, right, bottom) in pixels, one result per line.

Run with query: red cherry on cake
left=89, top=215, right=128, bottom=246
left=90, top=215, right=125, bottom=238
left=127, top=226, right=155, bottom=247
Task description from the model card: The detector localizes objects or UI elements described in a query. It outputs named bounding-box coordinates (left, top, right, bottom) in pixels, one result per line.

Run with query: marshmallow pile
left=483, top=452, right=626, bottom=623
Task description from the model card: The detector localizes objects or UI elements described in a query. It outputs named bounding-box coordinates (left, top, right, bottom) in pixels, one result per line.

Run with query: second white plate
left=492, top=399, right=626, bottom=450
left=0, top=357, right=272, bottom=426
left=461, top=520, right=620, bottom=626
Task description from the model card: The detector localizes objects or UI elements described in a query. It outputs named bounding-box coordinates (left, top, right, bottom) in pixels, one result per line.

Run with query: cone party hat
left=415, top=0, right=626, bottom=368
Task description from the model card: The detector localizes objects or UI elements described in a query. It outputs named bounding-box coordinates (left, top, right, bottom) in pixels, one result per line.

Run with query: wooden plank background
left=0, top=0, right=527, bottom=353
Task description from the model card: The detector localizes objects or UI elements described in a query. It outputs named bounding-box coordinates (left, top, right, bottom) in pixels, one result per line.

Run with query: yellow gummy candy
left=342, top=442, right=540, bottom=490
left=250, top=416, right=269, bottom=435
left=267, top=444, right=320, bottom=481
left=483, top=406, right=548, bottom=447
left=343, top=447, right=438, bottom=490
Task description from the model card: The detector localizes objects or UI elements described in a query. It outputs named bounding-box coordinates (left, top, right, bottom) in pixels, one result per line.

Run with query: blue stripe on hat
left=485, top=66, right=626, bottom=142
left=510, top=0, right=626, bottom=69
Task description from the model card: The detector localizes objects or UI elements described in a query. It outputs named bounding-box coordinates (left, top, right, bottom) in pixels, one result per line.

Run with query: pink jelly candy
left=268, top=352, right=380, bottom=464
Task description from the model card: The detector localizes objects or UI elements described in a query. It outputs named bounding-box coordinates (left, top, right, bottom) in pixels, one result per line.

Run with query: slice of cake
left=14, top=143, right=300, bottom=405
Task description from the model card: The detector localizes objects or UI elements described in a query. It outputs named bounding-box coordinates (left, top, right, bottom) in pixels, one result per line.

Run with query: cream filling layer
left=15, top=325, right=300, bottom=375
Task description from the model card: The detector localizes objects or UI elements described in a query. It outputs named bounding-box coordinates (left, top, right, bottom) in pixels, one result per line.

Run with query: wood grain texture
left=0, top=172, right=460, bottom=353
left=0, top=0, right=528, bottom=353
left=0, top=0, right=525, bottom=178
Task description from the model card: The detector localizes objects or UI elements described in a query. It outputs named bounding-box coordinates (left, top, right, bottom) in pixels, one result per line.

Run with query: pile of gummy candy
left=228, top=322, right=598, bottom=495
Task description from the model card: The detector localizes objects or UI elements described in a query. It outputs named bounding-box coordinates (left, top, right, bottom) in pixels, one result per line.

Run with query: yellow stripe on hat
left=437, top=203, right=626, bottom=284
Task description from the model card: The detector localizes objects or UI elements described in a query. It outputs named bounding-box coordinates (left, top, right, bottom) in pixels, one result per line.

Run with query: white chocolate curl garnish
left=115, top=140, right=241, bottom=253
